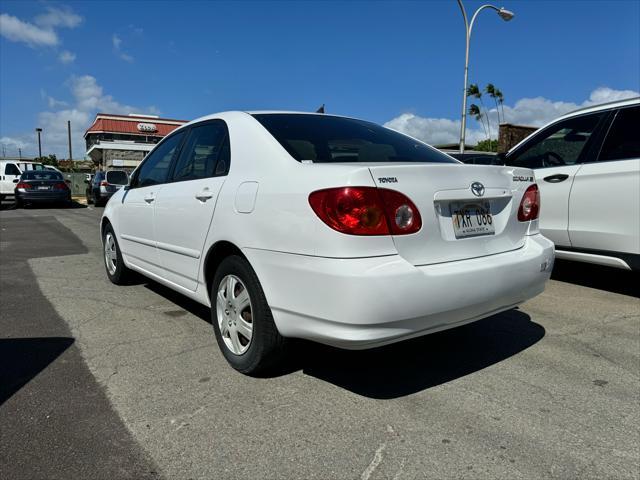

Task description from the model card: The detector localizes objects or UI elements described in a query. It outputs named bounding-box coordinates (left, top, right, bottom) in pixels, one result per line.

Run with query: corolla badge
left=471, top=181, right=485, bottom=197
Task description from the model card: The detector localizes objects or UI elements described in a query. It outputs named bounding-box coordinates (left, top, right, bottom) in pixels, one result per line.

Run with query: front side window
left=4, top=164, right=20, bottom=175
left=171, top=121, right=229, bottom=181
left=134, top=130, right=186, bottom=187
left=252, top=114, right=457, bottom=164
left=507, top=113, right=604, bottom=169
left=598, top=106, right=640, bottom=162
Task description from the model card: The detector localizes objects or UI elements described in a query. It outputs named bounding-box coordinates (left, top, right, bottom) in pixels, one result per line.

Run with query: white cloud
left=1, top=75, right=159, bottom=159
left=0, top=136, right=28, bottom=154
left=119, top=52, right=134, bottom=63
left=34, top=7, right=82, bottom=29
left=112, top=33, right=122, bottom=49
left=385, top=87, right=639, bottom=147
left=112, top=33, right=134, bottom=62
left=58, top=50, right=76, bottom=64
left=0, top=13, right=59, bottom=47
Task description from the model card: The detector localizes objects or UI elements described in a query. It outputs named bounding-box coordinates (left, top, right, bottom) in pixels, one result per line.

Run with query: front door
left=154, top=120, right=231, bottom=291
left=118, top=129, right=186, bottom=276
left=1, top=163, right=21, bottom=195
left=506, top=111, right=607, bottom=247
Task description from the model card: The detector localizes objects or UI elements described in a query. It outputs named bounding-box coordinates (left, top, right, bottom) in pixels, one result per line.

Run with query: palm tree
left=467, top=83, right=492, bottom=143
left=469, top=103, right=489, bottom=141
left=495, top=88, right=506, bottom=123
left=485, top=83, right=502, bottom=125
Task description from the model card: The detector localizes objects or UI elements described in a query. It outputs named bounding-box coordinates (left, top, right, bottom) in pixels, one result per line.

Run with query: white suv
left=504, top=97, right=640, bottom=271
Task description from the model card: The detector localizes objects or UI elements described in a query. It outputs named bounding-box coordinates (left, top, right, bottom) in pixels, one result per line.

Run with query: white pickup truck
left=0, top=161, right=47, bottom=201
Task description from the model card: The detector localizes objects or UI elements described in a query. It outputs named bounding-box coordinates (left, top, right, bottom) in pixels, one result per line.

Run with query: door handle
left=144, top=193, right=155, bottom=203
left=195, top=190, right=214, bottom=202
left=543, top=174, right=569, bottom=183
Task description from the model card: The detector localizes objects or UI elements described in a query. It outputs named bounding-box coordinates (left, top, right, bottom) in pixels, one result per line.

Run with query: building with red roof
left=84, top=113, right=188, bottom=171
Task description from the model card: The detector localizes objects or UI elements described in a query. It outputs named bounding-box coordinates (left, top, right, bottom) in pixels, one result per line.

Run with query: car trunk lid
left=368, top=163, right=534, bottom=266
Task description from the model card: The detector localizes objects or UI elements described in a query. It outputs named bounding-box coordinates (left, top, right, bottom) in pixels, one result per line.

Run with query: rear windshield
left=22, top=171, right=63, bottom=181
left=252, top=114, right=457, bottom=164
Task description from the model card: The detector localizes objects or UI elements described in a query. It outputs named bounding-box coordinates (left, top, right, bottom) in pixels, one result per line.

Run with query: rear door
left=505, top=111, right=607, bottom=247
left=118, top=129, right=186, bottom=276
left=154, top=120, right=230, bottom=291
left=569, top=105, right=640, bottom=255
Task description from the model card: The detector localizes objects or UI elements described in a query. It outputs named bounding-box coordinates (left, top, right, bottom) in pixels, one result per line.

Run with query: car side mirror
left=495, top=152, right=507, bottom=165
left=12, top=179, right=19, bottom=183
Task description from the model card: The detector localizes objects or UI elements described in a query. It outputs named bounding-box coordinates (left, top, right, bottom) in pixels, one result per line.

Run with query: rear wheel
left=103, top=224, right=133, bottom=284
left=211, top=255, right=287, bottom=375
left=15, top=197, right=23, bottom=208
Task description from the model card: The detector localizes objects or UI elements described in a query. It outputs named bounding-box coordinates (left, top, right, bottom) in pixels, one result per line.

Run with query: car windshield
left=22, top=171, right=63, bottom=181
left=252, top=114, right=457, bottom=164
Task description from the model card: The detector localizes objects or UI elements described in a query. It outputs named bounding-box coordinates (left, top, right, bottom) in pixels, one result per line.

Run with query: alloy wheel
left=216, top=274, right=253, bottom=355
left=104, top=232, right=118, bottom=275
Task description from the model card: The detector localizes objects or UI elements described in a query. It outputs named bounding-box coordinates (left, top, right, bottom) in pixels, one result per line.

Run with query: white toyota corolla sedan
left=101, top=111, right=554, bottom=374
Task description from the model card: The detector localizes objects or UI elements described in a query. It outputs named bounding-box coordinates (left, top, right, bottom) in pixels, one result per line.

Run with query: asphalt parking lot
left=1, top=202, right=638, bottom=480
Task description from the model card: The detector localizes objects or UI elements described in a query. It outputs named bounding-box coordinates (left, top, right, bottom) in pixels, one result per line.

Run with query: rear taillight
left=53, top=182, right=69, bottom=190
left=308, top=187, right=422, bottom=236
left=100, top=180, right=108, bottom=186
left=16, top=182, right=31, bottom=189
left=518, top=184, right=540, bottom=222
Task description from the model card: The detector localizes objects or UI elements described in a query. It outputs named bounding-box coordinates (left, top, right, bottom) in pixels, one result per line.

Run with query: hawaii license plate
left=451, top=201, right=495, bottom=239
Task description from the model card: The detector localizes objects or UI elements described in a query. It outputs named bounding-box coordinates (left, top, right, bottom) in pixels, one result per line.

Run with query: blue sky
left=1, top=0, right=639, bottom=157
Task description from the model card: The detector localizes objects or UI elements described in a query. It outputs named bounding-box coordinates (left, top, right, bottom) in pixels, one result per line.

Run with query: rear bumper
left=243, top=234, right=554, bottom=349
left=16, top=191, right=70, bottom=202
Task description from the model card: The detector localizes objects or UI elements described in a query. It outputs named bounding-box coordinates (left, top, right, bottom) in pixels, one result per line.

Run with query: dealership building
left=84, top=113, right=188, bottom=171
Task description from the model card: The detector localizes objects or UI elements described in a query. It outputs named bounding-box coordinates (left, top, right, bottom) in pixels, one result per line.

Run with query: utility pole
left=18, top=148, right=22, bottom=159
left=36, top=128, right=43, bottom=158
left=67, top=120, right=73, bottom=161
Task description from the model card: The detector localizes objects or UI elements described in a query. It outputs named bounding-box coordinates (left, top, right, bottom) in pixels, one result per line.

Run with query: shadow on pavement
left=0, top=337, right=74, bottom=405
left=298, top=309, right=543, bottom=399
left=551, top=259, right=639, bottom=298
left=142, top=278, right=544, bottom=398
left=0, top=200, right=87, bottom=210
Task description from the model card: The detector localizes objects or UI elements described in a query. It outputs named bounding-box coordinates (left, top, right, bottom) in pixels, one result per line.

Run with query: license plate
left=37, top=186, right=50, bottom=190
left=451, top=201, right=495, bottom=238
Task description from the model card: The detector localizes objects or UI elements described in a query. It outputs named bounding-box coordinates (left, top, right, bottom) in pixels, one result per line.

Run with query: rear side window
left=172, top=121, right=229, bottom=181
left=508, top=113, right=604, bottom=168
left=4, top=164, right=20, bottom=175
left=135, top=130, right=186, bottom=187
left=252, top=114, right=456, bottom=164
left=598, top=106, right=640, bottom=161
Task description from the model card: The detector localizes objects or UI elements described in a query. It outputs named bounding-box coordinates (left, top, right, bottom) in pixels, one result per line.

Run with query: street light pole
left=457, top=1, right=514, bottom=154
left=36, top=128, right=43, bottom=158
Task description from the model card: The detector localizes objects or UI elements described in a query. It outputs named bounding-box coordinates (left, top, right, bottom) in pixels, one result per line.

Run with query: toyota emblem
left=471, top=182, right=485, bottom=197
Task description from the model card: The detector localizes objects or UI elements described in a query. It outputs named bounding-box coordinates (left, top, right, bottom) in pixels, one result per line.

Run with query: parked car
left=100, top=111, right=554, bottom=374
left=86, top=170, right=129, bottom=206
left=0, top=161, right=46, bottom=202
left=444, top=150, right=501, bottom=165
left=502, top=97, right=639, bottom=271
left=14, top=170, right=71, bottom=207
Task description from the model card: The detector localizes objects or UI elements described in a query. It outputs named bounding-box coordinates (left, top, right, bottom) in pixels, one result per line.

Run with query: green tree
left=495, top=88, right=505, bottom=122
left=474, top=139, right=498, bottom=152
left=35, top=154, right=58, bottom=167
left=485, top=83, right=502, bottom=126
left=468, top=103, right=488, bottom=141
left=467, top=83, right=492, bottom=142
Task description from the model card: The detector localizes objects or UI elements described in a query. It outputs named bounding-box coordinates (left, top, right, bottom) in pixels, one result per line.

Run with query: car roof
left=559, top=96, right=639, bottom=121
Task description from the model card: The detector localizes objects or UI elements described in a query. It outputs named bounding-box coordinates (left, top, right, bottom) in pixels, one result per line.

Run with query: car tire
left=15, top=198, right=23, bottom=208
left=211, top=255, right=287, bottom=375
left=103, top=224, right=134, bottom=285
